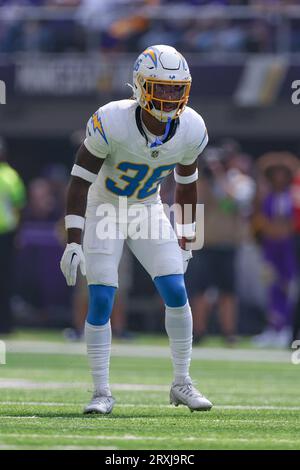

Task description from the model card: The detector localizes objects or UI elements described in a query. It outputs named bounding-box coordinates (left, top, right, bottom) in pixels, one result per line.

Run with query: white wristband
left=174, top=168, right=198, bottom=184
left=176, top=222, right=196, bottom=238
left=65, top=215, right=85, bottom=230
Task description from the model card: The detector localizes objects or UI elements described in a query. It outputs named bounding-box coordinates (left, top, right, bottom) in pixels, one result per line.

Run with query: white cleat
left=252, top=327, right=292, bottom=349
left=83, top=393, right=115, bottom=415
left=252, top=328, right=276, bottom=348
left=170, top=377, right=213, bottom=412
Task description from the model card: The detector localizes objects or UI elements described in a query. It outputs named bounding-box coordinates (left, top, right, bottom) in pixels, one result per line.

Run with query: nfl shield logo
left=151, top=150, right=159, bottom=159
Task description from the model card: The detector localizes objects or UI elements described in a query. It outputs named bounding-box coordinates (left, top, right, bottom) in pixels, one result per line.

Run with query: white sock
left=165, top=302, right=193, bottom=384
left=84, top=320, right=112, bottom=396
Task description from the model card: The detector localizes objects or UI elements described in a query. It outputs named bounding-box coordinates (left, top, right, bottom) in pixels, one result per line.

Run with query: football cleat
left=83, top=392, right=115, bottom=415
left=170, top=377, right=213, bottom=412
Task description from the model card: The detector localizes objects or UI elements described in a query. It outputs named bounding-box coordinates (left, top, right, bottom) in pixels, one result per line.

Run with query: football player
left=60, top=45, right=212, bottom=414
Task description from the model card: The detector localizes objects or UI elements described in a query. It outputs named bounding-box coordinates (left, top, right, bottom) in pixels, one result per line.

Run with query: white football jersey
left=84, top=99, right=208, bottom=214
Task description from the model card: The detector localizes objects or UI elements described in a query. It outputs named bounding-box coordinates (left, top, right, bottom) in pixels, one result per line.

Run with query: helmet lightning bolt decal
left=142, top=49, right=157, bottom=68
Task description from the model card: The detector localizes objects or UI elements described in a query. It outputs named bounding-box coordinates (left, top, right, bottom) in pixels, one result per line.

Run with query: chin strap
left=148, top=117, right=172, bottom=149
left=126, top=82, right=135, bottom=93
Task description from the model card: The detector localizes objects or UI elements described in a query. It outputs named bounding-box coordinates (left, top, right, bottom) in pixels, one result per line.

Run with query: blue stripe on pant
left=87, top=285, right=117, bottom=326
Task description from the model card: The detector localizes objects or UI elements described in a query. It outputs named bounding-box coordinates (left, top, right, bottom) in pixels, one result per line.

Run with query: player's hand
left=60, top=243, right=86, bottom=286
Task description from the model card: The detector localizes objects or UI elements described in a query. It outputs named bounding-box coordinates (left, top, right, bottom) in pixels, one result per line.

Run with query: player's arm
left=175, top=160, right=198, bottom=248
left=60, top=108, right=109, bottom=286
left=175, top=113, right=208, bottom=271
left=175, top=113, right=207, bottom=244
left=60, top=144, right=104, bottom=286
left=174, top=160, right=198, bottom=273
left=66, top=144, right=104, bottom=244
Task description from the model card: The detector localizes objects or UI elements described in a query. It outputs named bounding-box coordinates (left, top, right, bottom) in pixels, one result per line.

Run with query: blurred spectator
left=22, top=177, right=58, bottom=222
left=0, top=137, right=26, bottom=333
left=224, top=148, right=267, bottom=332
left=291, top=169, right=300, bottom=341
left=186, top=143, right=255, bottom=345
left=252, top=152, right=299, bottom=348
left=76, top=0, right=150, bottom=52
left=41, top=163, right=69, bottom=218
left=184, top=16, right=246, bottom=53
left=0, top=1, right=295, bottom=54
left=14, top=177, right=70, bottom=324
left=245, top=19, right=273, bottom=53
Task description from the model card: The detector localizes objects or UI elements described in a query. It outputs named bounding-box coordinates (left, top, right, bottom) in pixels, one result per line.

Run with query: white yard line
left=0, top=379, right=84, bottom=389
left=0, top=379, right=169, bottom=391
left=0, top=441, right=117, bottom=450
left=0, top=401, right=76, bottom=406
left=32, top=446, right=117, bottom=450
left=0, top=433, right=299, bottom=444
left=43, top=446, right=117, bottom=450
left=4, top=340, right=292, bottom=363
left=1, top=401, right=300, bottom=411
left=215, top=405, right=300, bottom=410
left=0, top=416, right=38, bottom=419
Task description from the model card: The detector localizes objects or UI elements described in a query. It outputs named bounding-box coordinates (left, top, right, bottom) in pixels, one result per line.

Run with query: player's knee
left=87, top=284, right=116, bottom=326
left=154, top=274, right=188, bottom=308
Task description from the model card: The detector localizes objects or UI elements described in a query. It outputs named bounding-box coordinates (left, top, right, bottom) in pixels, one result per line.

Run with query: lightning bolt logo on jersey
left=91, top=112, right=108, bottom=144
left=84, top=99, right=208, bottom=215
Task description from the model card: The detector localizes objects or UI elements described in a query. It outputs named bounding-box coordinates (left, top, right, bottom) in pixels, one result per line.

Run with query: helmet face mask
left=133, top=45, right=192, bottom=122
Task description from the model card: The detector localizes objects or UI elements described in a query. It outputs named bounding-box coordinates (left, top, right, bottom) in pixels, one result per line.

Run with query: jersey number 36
left=105, top=162, right=176, bottom=199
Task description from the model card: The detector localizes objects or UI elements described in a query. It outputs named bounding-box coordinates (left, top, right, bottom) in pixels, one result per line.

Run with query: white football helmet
left=132, top=45, right=192, bottom=122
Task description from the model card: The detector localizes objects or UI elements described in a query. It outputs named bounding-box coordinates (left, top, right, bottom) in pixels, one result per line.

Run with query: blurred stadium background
left=1, top=0, right=300, bottom=348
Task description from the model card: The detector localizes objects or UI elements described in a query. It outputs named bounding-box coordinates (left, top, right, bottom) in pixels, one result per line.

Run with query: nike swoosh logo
left=71, top=253, right=77, bottom=264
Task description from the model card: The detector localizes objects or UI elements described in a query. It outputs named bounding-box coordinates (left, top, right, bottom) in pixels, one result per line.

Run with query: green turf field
left=0, top=332, right=299, bottom=450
